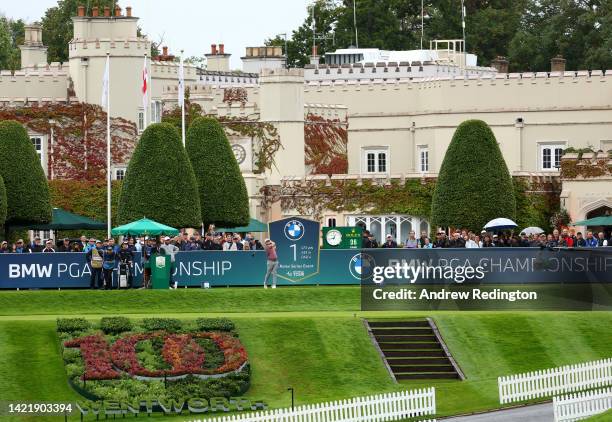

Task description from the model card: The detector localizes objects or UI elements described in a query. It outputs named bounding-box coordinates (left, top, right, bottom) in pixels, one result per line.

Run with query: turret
left=19, top=24, right=48, bottom=68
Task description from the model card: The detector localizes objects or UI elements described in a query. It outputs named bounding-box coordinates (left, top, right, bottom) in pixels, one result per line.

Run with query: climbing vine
left=304, top=113, right=348, bottom=175
left=223, top=87, right=248, bottom=107
left=0, top=103, right=137, bottom=180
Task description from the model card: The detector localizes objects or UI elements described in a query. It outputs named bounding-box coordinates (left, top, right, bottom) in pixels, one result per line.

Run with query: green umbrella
left=215, top=218, right=267, bottom=233
left=111, top=218, right=179, bottom=236
left=572, top=216, right=612, bottom=226
left=13, top=207, right=106, bottom=230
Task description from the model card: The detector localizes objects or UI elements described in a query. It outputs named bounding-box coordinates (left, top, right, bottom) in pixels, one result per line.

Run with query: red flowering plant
left=64, top=334, right=121, bottom=380
left=196, top=332, right=248, bottom=374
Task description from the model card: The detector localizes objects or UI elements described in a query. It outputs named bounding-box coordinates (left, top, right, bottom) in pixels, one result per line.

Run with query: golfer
left=263, top=239, right=278, bottom=289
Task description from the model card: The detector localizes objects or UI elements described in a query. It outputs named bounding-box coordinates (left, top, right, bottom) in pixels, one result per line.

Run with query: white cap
left=164, top=236, right=170, bottom=240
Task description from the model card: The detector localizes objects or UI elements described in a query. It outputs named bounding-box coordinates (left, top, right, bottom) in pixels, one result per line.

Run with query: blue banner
left=268, top=217, right=321, bottom=282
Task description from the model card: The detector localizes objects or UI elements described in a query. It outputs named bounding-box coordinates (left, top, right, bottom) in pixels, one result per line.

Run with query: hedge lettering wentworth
left=431, top=120, right=516, bottom=232
left=117, top=123, right=201, bottom=228
left=186, top=117, right=249, bottom=229
left=0, top=120, right=52, bottom=235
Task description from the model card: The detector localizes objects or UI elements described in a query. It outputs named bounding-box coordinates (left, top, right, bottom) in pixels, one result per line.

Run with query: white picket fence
left=498, top=358, right=612, bottom=404
left=553, top=387, right=612, bottom=421
left=190, top=388, right=436, bottom=422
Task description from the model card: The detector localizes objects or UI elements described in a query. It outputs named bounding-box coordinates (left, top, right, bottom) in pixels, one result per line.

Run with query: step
left=368, top=321, right=430, bottom=328
left=373, top=335, right=437, bottom=342
left=383, top=350, right=446, bottom=358
left=371, top=328, right=433, bottom=336
left=390, top=365, right=455, bottom=373
left=378, top=342, right=442, bottom=351
left=396, top=373, right=460, bottom=380
left=385, top=358, right=451, bottom=365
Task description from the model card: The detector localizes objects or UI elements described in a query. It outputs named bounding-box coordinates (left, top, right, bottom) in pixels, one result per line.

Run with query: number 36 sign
left=268, top=217, right=320, bottom=283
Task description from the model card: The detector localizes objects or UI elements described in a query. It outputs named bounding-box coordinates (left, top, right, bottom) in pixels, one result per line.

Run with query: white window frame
left=113, top=167, right=127, bottom=181
left=417, top=145, right=429, bottom=173
left=151, top=100, right=162, bottom=123
left=362, top=147, right=389, bottom=174
left=539, top=143, right=566, bottom=171
left=137, top=109, right=145, bottom=133
left=29, top=133, right=47, bottom=177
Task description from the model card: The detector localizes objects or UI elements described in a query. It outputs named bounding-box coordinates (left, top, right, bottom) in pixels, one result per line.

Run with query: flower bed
left=64, top=334, right=120, bottom=380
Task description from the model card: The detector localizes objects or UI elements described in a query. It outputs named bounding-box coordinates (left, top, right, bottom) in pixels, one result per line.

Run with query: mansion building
left=2, top=5, right=611, bottom=242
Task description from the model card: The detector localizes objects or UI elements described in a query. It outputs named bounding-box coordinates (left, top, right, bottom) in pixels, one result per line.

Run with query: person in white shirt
left=465, top=234, right=480, bottom=248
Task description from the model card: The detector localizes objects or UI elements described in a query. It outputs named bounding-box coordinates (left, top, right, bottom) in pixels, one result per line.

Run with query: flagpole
left=180, top=50, right=185, bottom=147
left=106, top=52, right=111, bottom=239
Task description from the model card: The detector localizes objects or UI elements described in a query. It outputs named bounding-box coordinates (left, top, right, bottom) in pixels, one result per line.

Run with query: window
left=114, top=168, right=126, bottom=180
left=327, top=218, right=336, bottom=227
left=151, top=101, right=162, bottom=123
left=363, top=148, right=388, bottom=174
left=540, top=144, right=564, bottom=170
left=138, top=110, right=144, bottom=132
left=417, top=146, right=429, bottom=173
left=31, top=136, right=43, bottom=162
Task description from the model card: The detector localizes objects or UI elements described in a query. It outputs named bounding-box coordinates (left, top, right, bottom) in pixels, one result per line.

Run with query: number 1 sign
left=268, top=217, right=321, bottom=283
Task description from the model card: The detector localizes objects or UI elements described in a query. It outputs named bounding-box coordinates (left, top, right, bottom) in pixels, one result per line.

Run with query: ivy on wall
left=304, top=113, right=348, bottom=175
left=0, top=103, right=137, bottom=180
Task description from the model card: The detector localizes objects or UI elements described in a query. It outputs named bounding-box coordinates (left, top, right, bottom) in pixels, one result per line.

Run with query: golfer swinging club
left=263, top=239, right=278, bottom=289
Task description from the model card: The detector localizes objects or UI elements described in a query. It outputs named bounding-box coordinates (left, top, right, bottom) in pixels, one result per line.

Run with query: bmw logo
left=349, top=253, right=376, bottom=281
left=284, top=220, right=305, bottom=241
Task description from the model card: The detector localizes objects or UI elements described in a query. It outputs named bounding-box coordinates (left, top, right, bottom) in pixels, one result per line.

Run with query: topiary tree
left=431, top=119, right=516, bottom=232
left=0, top=175, right=7, bottom=228
left=0, top=120, right=52, bottom=238
left=117, top=123, right=201, bottom=228
left=186, top=117, right=249, bottom=228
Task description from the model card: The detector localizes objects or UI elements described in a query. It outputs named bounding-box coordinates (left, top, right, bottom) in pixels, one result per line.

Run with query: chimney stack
left=211, top=44, right=217, bottom=55
left=162, top=46, right=168, bottom=56
left=551, top=55, right=566, bottom=73
left=126, top=6, right=132, bottom=17
left=104, top=6, right=110, bottom=17
left=219, top=43, right=225, bottom=55
left=92, top=6, right=99, bottom=16
left=77, top=5, right=85, bottom=17
left=491, top=56, right=509, bottom=74
left=114, top=6, right=121, bottom=16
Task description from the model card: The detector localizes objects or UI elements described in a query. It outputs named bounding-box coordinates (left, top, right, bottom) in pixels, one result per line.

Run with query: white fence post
left=553, top=387, right=612, bottom=421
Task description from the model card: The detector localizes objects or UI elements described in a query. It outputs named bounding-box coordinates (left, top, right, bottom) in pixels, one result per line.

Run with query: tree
left=0, top=120, right=52, bottom=236
left=41, top=0, right=116, bottom=63
left=0, top=15, right=24, bottom=71
left=0, top=175, right=6, bottom=228
left=430, top=119, right=515, bottom=232
left=186, top=117, right=249, bottom=229
left=117, top=123, right=201, bottom=228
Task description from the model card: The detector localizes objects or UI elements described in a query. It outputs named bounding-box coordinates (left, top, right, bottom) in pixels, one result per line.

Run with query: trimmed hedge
left=141, top=317, right=182, bottom=332
left=0, top=175, right=6, bottom=227
left=117, top=123, right=201, bottom=228
left=431, top=120, right=516, bottom=232
left=195, top=317, right=235, bottom=332
left=56, top=318, right=91, bottom=333
left=186, top=117, right=249, bottom=229
left=0, top=120, right=52, bottom=228
left=100, top=316, right=133, bottom=334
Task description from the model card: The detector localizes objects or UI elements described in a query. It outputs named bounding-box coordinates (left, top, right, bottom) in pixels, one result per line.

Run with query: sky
left=0, top=0, right=310, bottom=69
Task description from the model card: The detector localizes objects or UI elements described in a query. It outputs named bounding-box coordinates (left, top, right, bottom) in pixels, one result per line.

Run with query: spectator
left=559, top=229, right=574, bottom=247
left=382, top=234, right=398, bottom=248
left=83, top=237, right=96, bottom=253
left=369, top=234, right=379, bottom=248
left=421, top=237, right=432, bottom=248
left=417, top=231, right=429, bottom=248
left=211, top=235, right=223, bottom=250
left=263, top=239, right=278, bottom=289
left=482, top=235, right=494, bottom=247
left=0, top=241, right=8, bottom=253
left=30, top=237, right=43, bottom=252
left=545, top=234, right=558, bottom=248
left=118, top=241, right=134, bottom=288
left=42, top=240, right=55, bottom=253
left=14, top=239, right=29, bottom=253
left=404, top=231, right=418, bottom=248
left=78, top=235, right=87, bottom=251
left=575, top=232, right=587, bottom=247
left=87, top=240, right=104, bottom=289
left=361, top=230, right=373, bottom=248
left=70, top=243, right=81, bottom=252
left=585, top=231, right=598, bottom=247
left=449, top=231, right=466, bottom=248
left=202, top=232, right=214, bottom=250
left=465, top=234, right=479, bottom=248
left=433, top=232, right=448, bottom=248
left=102, top=241, right=118, bottom=289
left=597, top=232, right=609, bottom=247
left=57, top=238, right=71, bottom=252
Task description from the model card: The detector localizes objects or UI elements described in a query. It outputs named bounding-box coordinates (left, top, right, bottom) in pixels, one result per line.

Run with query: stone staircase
left=366, top=319, right=464, bottom=381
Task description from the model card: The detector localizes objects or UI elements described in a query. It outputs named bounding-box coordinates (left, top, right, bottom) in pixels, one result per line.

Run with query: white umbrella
left=483, top=218, right=518, bottom=231
left=520, top=226, right=544, bottom=236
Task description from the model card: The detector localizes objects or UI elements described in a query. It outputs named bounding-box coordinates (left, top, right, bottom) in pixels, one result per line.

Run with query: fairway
left=0, top=287, right=610, bottom=421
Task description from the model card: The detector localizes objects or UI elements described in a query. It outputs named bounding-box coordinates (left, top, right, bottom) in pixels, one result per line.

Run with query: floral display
left=64, top=334, right=120, bottom=380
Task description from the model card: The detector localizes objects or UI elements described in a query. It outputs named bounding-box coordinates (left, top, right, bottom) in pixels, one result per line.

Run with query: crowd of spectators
left=361, top=228, right=611, bottom=249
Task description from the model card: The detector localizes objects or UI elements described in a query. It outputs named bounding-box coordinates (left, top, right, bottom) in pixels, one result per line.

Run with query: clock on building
left=231, top=144, right=246, bottom=164
left=325, top=229, right=343, bottom=246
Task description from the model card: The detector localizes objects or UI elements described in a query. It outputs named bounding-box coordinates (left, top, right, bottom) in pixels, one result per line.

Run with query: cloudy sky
left=0, top=0, right=310, bottom=68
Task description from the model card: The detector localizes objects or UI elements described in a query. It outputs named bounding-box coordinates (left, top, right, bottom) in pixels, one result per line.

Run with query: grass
left=585, top=409, right=612, bottom=421
left=0, top=288, right=610, bottom=421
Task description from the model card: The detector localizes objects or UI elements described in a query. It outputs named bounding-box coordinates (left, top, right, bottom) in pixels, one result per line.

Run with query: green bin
left=150, top=253, right=171, bottom=289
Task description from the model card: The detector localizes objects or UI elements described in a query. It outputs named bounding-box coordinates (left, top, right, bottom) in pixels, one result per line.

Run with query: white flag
left=178, top=56, right=185, bottom=107
left=142, top=55, right=148, bottom=112
left=101, top=55, right=110, bottom=109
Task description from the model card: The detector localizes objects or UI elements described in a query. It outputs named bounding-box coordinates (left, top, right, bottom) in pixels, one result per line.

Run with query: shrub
left=195, top=318, right=235, bottom=332
left=186, top=117, right=249, bottom=229
left=117, top=123, right=201, bottom=228
left=141, top=318, right=182, bottom=332
left=0, top=175, right=6, bottom=227
left=0, top=120, right=51, bottom=231
left=100, top=316, right=133, bottom=334
left=431, top=120, right=516, bottom=232
left=57, top=318, right=91, bottom=333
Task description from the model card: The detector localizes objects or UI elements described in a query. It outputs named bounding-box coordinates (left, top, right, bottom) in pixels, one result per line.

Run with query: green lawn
left=586, top=409, right=612, bottom=421
left=0, top=287, right=610, bottom=421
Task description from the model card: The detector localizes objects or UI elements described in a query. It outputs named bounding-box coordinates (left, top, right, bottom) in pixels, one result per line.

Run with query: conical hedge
left=117, top=123, right=201, bottom=228
left=0, top=175, right=7, bottom=228
left=0, top=120, right=52, bottom=228
left=186, top=117, right=249, bottom=228
left=431, top=119, right=516, bottom=232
